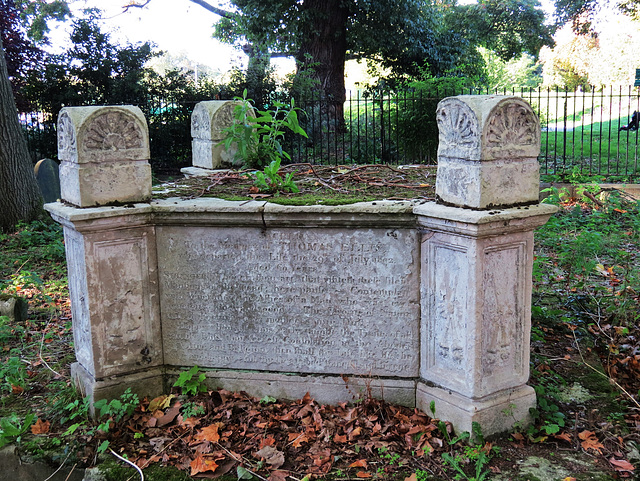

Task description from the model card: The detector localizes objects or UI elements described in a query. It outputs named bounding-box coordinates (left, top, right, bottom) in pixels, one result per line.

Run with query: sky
left=49, top=0, right=242, bottom=71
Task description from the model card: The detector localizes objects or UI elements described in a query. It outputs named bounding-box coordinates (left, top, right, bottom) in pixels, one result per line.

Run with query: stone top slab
left=58, top=106, right=150, bottom=164
left=45, top=198, right=421, bottom=230
left=436, top=96, right=540, bottom=161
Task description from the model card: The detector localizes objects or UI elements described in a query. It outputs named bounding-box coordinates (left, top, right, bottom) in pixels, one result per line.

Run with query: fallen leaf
left=356, top=471, right=372, bottom=478
left=349, top=459, right=368, bottom=468
left=196, top=423, right=223, bottom=443
left=148, top=394, right=175, bottom=412
left=404, top=474, right=418, bottom=481
left=190, top=455, right=219, bottom=476
left=268, top=470, right=289, bottom=481
left=256, top=445, right=285, bottom=469
left=334, top=434, right=348, bottom=443
left=561, top=477, right=577, bottom=481
left=31, top=418, right=50, bottom=434
left=11, top=385, right=24, bottom=394
left=579, top=431, right=605, bottom=454
left=610, top=458, right=635, bottom=472
left=553, top=432, right=572, bottom=442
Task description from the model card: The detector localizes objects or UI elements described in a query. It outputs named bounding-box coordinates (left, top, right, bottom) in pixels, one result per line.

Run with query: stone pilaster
left=415, top=96, right=556, bottom=437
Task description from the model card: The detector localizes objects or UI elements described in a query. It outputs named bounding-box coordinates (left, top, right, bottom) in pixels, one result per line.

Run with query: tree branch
left=122, top=0, right=235, bottom=19
left=188, top=0, right=235, bottom=19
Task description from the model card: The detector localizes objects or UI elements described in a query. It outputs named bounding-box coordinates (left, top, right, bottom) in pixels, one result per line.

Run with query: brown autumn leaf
left=579, top=431, right=604, bottom=454
left=268, top=470, right=289, bottom=481
left=356, top=471, right=372, bottom=478
left=349, top=459, right=368, bottom=469
left=190, top=455, right=219, bottom=476
left=196, top=423, right=223, bottom=443
left=404, top=474, right=418, bottom=481
left=553, top=432, right=572, bottom=442
left=610, top=458, right=635, bottom=472
left=255, top=446, right=285, bottom=469
left=11, top=384, right=24, bottom=394
left=334, top=434, right=348, bottom=443
left=31, top=418, right=50, bottom=434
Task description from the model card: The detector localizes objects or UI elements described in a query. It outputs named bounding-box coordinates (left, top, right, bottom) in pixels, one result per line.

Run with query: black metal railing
left=19, top=86, right=640, bottom=180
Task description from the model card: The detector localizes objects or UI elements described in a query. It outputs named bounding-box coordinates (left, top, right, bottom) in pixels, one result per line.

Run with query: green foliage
left=181, top=401, right=205, bottom=419
left=0, top=353, right=28, bottom=393
left=441, top=424, right=497, bottom=481
left=222, top=90, right=307, bottom=170
left=386, top=76, right=474, bottom=163
left=478, top=47, right=542, bottom=91
left=173, top=366, right=208, bottom=396
left=0, top=413, right=35, bottom=448
left=252, top=158, right=299, bottom=194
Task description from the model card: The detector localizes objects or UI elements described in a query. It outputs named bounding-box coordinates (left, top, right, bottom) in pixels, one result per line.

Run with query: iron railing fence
left=19, top=86, right=640, bottom=180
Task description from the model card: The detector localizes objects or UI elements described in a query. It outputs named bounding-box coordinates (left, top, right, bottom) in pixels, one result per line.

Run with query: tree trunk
left=296, top=0, right=348, bottom=131
left=0, top=35, right=42, bottom=232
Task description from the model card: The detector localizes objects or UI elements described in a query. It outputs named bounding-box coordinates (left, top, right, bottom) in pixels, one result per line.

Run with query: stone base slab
left=60, top=161, right=151, bottom=207
left=71, top=362, right=164, bottom=408
left=165, top=368, right=417, bottom=407
left=416, top=382, right=536, bottom=438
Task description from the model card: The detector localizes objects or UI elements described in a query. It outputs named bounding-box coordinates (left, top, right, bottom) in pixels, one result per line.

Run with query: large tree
left=0, top=0, right=68, bottom=231
left=0, top=33, right=42, bottom=231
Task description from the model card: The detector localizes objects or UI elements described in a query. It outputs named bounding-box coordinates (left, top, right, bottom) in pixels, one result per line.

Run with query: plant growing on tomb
left=173, top=365, right=208, bottom=396
left=221, top=90, right=307, bottom=193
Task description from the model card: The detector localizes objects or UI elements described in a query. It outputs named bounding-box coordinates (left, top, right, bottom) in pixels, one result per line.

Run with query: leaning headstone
left=57, top=106, right=151, bottom=207
left=34, top=158, right=61, bottom=204
left=191, top=100, right=254, bottom=169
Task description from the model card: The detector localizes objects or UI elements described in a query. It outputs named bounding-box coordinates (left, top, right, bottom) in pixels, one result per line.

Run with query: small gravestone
left=0, top=295, right=28, bottom=322
left=34, top=159, right=61, bottom=203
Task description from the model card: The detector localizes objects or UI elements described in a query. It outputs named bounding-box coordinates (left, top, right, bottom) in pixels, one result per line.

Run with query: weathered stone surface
left=435, top=96, right=541, bottom=209
left=57, top=106, right=151, bottom=207
left=59, top=161, right=151, bottom=207
left=191, top=138, right=238, bottom=169
left=416, top=383, right=536, bottom=437
left=58, top=106, right=149, bottom=163
left=157, top=224, right=420, bottom=378
left=191, top=100, right=242, bottom=141
left=167, top=369, right=417, bottom=407
left=57, top=221, right=162, bottom=379
left=34, top=158, right=61, bottom=203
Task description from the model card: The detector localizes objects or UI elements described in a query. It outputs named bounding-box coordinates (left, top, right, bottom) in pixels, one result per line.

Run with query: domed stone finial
left=57, top=106, right=151, bottom=207
left=435, top=96, right=541, bottom=209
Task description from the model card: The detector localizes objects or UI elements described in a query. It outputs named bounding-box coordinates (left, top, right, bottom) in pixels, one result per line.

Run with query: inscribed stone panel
left=89, top=236, right=155, bottom=373
left=157, top=226, right=420, bottom=377
left=422, top=241, right=471, bottom=394
left=480, top=243, right=526, bottom=394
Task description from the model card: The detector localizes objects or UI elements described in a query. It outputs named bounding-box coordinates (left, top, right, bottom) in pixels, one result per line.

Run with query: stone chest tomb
left=46, top=96, right=556, bottom=436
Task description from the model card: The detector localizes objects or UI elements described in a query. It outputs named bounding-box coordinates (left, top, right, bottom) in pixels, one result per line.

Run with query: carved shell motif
left=485, top=101, right=538, bottom=153
left=436, top=100, right=480, bottom=157
left=211, top=103, right=236, bottom=137
left=84, top=112, right=143, bottom=151
left=57, top=112, right=77, bottom=158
